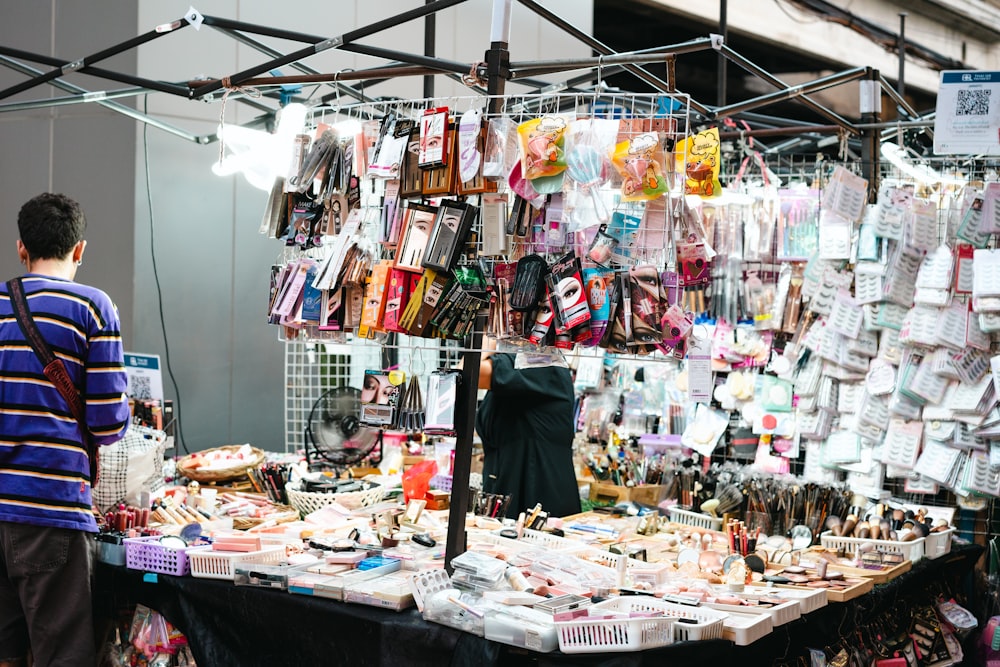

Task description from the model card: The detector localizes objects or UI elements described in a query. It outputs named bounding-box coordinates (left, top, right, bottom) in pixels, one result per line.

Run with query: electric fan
left=304, top=386, right=383, bottom=472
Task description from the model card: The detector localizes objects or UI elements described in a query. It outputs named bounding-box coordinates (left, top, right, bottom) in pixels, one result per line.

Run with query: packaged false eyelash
left=526, top=287, right=556, bottom=346
left=546, top=252, right=591, bottom=331
left=418, top=106, right=449, bottom=168
left=628, top=264, right=665, bottom=346
left=581, top=266, right=613, bottom=346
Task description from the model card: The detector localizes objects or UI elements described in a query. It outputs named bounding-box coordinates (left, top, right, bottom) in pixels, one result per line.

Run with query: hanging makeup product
left=546, top=252, right=591, bottom=331
left=581, top=266, right=613, bottom=346
left=509, top=254, right=549, bottom=311
left=398, top=370, right=425, bottom=432
left=424, top=370, right=461, bottom=435
left=628, top=264, right=665, bottom=346
left=586, top=223, right=619, bottom=267
left=526, top=287, right=556, bottom=346
left=482, top=116, right=518, bottom=181
left=418, top=106, right=449, bottom=168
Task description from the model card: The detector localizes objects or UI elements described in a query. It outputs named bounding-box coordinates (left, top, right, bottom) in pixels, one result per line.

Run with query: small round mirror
left=159, top=535, right=187, bottom=549
left=790, top=524, right=812, bottom=550
left=676, top=548, right=699, bottom=566
left=722, top=554, right=741, bottom=574
left=744, top=554, right=766, bottom=573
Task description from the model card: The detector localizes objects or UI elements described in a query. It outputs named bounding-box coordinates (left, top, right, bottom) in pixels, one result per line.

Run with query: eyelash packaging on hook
left=546, top=252, right=590, bottom=330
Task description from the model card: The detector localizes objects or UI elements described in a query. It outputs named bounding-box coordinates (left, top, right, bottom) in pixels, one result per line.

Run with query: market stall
left=93, top=543, right=983, bottom=666
left=5, top=1, right=998, bottom=665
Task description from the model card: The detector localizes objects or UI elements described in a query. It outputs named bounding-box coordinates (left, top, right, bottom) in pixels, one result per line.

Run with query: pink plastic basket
left=430, top=474, right=453, bottom=492
left=124, top=536, right=193, bottom=576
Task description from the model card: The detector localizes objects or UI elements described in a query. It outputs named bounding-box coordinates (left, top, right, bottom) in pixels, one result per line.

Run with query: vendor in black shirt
left=476, top=351, right=582, bottom=519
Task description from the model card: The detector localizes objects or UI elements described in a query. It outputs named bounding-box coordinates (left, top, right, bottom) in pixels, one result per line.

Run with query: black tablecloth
left=94, top=542, right=983, bottom=667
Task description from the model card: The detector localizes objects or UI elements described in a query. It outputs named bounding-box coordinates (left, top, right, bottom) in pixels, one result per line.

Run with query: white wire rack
left=283, top=337, right=466, bottom=453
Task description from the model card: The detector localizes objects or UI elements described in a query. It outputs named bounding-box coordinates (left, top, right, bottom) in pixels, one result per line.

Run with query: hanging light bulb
left=212, top=102, right=309, bottom=191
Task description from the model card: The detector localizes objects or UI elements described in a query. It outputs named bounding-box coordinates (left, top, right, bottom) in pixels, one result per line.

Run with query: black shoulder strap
left=6, top=278, right=86, bottom=423
left=7, top=278, right=97, bottom=483
left=7, top=278, right=55, bottom=364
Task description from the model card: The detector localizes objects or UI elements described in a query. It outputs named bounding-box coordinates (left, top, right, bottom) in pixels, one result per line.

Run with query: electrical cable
left=772, top=0, right=820, bottom=25
left=142, top=95, right=188, bottom=455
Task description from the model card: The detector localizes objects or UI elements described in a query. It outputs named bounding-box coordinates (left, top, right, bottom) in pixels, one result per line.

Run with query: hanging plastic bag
left=401, top=459, right=438, bottom=502
left=517, top=115, right=568, bottom=181
left=610, top=132, right=669, bottom=202
left=563, top=118, right=618, bottom=230
left=676, top=127, right=722, bottom=198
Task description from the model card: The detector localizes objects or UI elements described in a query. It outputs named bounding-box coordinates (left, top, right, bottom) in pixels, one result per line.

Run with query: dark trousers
left=0, top=521, right=95, bottom=667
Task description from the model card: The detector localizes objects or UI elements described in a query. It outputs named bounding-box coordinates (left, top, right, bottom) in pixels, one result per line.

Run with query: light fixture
left=212, top=102, right=309, bottom=191
left=879, top=142, right=964, bottom=186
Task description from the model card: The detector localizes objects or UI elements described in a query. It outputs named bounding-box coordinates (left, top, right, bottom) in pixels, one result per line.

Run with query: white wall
left=131, top=0, right=594, bottom=452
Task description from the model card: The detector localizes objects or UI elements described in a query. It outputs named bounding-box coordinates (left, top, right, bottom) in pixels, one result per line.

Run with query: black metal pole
left=0, top=20, right=188, bottom=102
left=897, top=13, right=907, bottom=100
left=514, top=0, right=704, bottom=117
left=712, top=67, right=868, bottom=120
left=717, top=0, right=727, bottom=107
left=0, top=46, right=190, bottom=98
left=444, top=0, right=510, bottom=576
left=191, top=0, right=470, bottom=99
left=719, top=45, right=857, bottom=133
left=209, top=26, right=369, bottom=104
left=861, top=68, right=881, bottom=203
left=424, top=0, right=436, bottom=99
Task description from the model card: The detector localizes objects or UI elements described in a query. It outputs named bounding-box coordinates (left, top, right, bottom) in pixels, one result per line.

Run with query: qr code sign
left=956, top=88, right=991, bottom=116
left=129, top=375, right=152, bottom=399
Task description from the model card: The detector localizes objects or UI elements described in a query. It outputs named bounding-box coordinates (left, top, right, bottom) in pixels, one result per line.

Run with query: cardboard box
left=588, top=482, right=667, bottom=506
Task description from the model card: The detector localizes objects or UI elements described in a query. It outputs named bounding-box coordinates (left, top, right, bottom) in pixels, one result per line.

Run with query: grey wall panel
left=0, top=117, right=52, bottom=277
left=51, top=111, right=136, bottom=347
left=133, top=124, right=238, bottom=452
left=230, top=179, right=284, bottom=451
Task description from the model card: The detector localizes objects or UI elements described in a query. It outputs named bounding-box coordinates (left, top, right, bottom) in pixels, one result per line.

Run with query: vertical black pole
left=444, top=0, right=510, bottom=574
left=717, top=0, right=728, bottom=106
left=424, top=0, right=436, bottom=99
left=897, top=13, right=906, bottom=100
left=860, top=68, right=881, bottom=204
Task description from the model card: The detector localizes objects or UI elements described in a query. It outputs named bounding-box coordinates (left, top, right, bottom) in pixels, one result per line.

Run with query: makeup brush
left=841, top=513, right=858, bottom=537
left=856, top=521, right=871, bottom=539
left=713, top=484, right=744, bottom=516
left=869, top=521, right=881, bottom=540
left=825, top=515, right=843, bottom=537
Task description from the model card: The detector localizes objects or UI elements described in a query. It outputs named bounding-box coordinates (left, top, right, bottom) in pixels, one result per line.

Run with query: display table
left=95, top=542, right=983, bottom=667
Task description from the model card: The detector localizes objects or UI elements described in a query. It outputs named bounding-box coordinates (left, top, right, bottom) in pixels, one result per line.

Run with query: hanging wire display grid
left=283, top=337, right=465, bottom=455
left=275, top=90, right=694, bottom=451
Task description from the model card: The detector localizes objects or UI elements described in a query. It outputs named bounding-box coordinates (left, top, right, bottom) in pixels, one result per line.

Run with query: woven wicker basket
left=176, top=445, right=266, bottom=484
left=287, top=482, right=384, bottom=515
left=232, top=505, right=300, bottom=531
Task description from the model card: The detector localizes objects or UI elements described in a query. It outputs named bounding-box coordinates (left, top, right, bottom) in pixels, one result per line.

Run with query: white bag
left=92, top=425, right=167, bottom=511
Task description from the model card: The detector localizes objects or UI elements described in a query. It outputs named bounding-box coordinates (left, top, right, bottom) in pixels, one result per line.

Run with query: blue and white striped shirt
left=0, top=274, right=129, bottom=532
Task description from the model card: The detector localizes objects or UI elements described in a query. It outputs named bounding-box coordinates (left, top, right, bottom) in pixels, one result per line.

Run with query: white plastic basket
left=188, top=545, right=286, bottom=580
left=667, top=507, right=723, bottom=531
left=287, top=483, right=384, bottom=514
left=819, top=530, right=924, bottom=563
left=749, top=586, right=827, bottom=614
left=585, top=597, right=726, bottom=643
left=518, top=529, right=589, bottom=552
left=467, top=529, right=587, bottom=555
left=409, top=569, right=453, bottom=613
left=554, top=597, right=677, bottom=654
left=706, top=597, right=800, bottom=627
left=575, top=548, right=673, bottom=587
left=719, top=610, right=773, bottom=646
left=924, top=527, right=955, bottom=560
